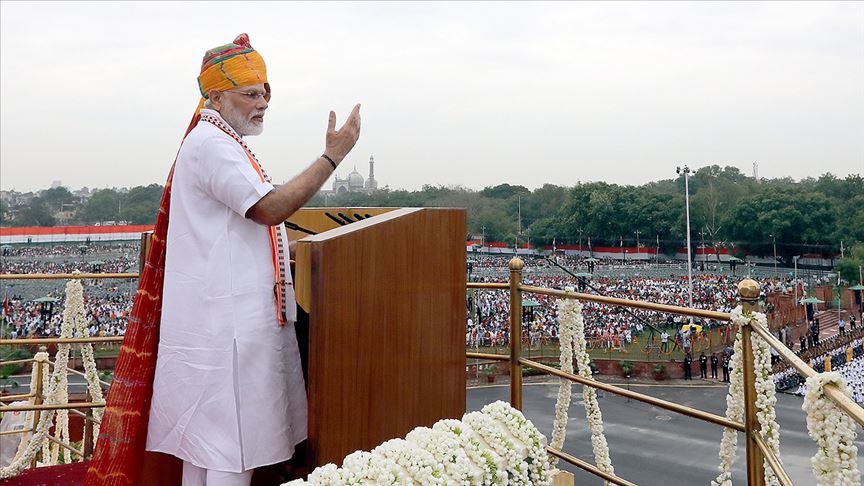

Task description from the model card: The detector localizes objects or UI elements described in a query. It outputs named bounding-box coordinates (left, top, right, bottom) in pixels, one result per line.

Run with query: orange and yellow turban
left=198, top=33, right=268, bottom=99
left=184, top=33, right=269, bottom=134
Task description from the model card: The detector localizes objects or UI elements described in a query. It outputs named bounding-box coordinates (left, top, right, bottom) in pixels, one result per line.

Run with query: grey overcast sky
left=1, top=1, right=862, bottom=193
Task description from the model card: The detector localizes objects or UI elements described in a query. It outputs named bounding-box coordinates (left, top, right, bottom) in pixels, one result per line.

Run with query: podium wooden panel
left=294, top=207, right=467, bottom=469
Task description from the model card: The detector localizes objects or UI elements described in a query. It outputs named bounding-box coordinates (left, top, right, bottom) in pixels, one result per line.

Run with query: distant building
left=324, top=155, right=379, bottom=195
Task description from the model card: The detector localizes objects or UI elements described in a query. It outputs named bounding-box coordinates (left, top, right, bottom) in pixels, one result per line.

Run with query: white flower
left=802, top=372, right=861, bottom=486
left=713, top=307, right=784, bottom=486
left=284, top=402, right=555, bottom=486
left=1, top=277, right=108, bottom=478
left=555, top=297, right=615, bottom=481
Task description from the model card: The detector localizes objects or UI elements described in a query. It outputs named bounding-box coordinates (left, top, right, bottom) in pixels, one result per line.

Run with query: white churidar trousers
left=182, top=461, right=254, bottom=486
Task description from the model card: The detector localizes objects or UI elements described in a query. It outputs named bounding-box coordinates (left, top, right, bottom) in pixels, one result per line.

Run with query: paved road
left=468, top=382, right=864, bottom=486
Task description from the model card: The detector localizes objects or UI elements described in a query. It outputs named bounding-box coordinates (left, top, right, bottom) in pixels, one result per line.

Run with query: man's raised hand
left=324, top=104, right=361, bottom=165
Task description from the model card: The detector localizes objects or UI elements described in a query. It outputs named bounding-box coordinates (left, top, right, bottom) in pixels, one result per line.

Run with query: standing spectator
left=660, top=331, right=669, bottom=352
left=681, top=329, right=692, bottom=354
left=839, top=317, right=846, bottom=336
left=683, top=353, right=693, bottom=380
left=813, top=318, right=821, bottom=346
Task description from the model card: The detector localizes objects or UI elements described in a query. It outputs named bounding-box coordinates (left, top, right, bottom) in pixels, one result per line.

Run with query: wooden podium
left=133, top=207, right=466, bottom=485
left=291, top=207, right=467, bottom=470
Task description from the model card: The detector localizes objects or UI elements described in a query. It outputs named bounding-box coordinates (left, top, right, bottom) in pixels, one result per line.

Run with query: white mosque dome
left=348, top=168, right=365, bottom=188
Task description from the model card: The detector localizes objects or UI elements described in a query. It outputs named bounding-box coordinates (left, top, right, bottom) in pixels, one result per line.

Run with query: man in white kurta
left=144, top=34, right=361, bottom=486
left=146, top=107, right=307, bottom=474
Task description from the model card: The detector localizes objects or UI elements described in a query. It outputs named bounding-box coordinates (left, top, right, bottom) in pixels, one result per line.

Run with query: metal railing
left=1, top=271, right=134, bottom=465
left=467, top=257, right=864, bottom=486
left=2, top=256, right=861, bottom=482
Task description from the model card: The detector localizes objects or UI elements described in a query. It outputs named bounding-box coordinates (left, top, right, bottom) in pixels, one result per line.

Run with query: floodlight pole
left=794, top=255, right=800, bottom=322
left=678, top=166, right=695, bottom=325
left=771, top=234, right=777, bottom=276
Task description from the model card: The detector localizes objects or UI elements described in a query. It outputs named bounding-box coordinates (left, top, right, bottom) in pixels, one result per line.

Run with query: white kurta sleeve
left=199, top=136, right=274, bottom=217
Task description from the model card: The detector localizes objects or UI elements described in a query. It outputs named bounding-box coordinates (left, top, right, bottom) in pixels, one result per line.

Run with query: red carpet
left=3, top=462, right=86, bottom=486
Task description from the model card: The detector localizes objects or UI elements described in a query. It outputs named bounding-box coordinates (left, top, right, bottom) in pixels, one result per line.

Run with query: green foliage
left=835, top=243, right=864, bottom=284
left=0, top=348, right=31, bottom=378
left=39, top=186, right=75, bottom=208
left=81, top=188, right=122, bottom=222
left=9, top=169, right=860, bottom=255
left=121, top=184, right=163, bottom=224
left=79, top=184, right=165, bottom=225
left=619, top=360, right=635, bottom=376
left=724, top=190, right=838, bottom=262
left=14, top=196, right=56, bottom=226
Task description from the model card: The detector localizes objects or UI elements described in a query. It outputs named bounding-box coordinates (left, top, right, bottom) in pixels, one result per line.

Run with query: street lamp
left=677, top=165, right=695, bottom=324
left=793, top=255, right=800, bottom=322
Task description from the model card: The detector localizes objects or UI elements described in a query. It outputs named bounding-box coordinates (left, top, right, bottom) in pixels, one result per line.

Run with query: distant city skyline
left=2, top=2, right=862, bottom=193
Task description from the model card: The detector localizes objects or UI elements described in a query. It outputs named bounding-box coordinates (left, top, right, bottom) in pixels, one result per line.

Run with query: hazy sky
left=1, top=1, right=862, bottom=193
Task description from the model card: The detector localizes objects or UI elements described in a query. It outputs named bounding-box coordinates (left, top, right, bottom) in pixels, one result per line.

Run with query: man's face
left=216, top=83, right=269, bottom=137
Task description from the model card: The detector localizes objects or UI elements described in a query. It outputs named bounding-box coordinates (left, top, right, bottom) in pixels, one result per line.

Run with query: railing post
left=139, top=231, right=154, bottom=274
left=31, top=345, right=47, bottom=468
left=739, top=279, right=766, bottom=486
left=82, top=390, right=94, bottom=460
left=509, top=257, right=524, bottom=410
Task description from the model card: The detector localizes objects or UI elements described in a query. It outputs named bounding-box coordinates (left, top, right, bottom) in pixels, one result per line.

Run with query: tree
left=81, top=189, right=122, bottom=223
left=480, top=183, right=530, bottom=200
left=835, top=243, right=864, bottom=284
left=724, top=190, right=837, bottom=262
left=39, top=186, right=75, bottom=210
left=121, top=184, right=164, bottom=224
left=14, top=197, right=56, bottom=226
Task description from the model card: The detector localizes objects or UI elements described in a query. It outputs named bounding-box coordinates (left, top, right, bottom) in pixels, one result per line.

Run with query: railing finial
left=509, top=256, right=524, bottom=271
left=738, top=278, right=761, bottom=306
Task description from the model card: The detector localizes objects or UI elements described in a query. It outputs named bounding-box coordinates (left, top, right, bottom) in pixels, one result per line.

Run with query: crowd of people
left=1, top=243, right=138, bottom=276
left=466, top=273, right=770, bottom=350
left=5, top=243, right=862, bottom=405
left=1, top=243, right=139, bottom=339
left=1, top=243, right=138, bottom=258
left=2, top=288, right=133, bottom=339
left=468, top=254, right=679, bottom=271
left=772, top=325, right=864, bottom=403
left=799, top=357, right=864, bottom=404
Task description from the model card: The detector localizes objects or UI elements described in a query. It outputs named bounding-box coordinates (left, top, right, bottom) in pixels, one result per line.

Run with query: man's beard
left=220, top=99, right=264, bottom=137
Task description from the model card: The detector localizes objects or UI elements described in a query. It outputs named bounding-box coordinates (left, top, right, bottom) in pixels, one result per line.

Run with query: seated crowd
left=2, top=290, right=132, bottom=339
left=465, top=273, right=773, bottom=349
left=1, top=243, right=139, bottom=339
left=772, top=326, right=864, bottom=404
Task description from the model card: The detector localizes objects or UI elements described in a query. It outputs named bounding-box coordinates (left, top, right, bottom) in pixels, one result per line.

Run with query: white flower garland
left=749, top=311, right=782, bottom=486
left=554, top=295, right=615, bottom=479
left=283, top=401, right=554, bottom=486
left=0, top=276, right=107, bottom=478
left=549, top=294, right=575, bottom=458
left=63, top=276, right=105, bottom=440
left=802, top=372, right=861, bottom=486
left=0, top=350, right=67, bottom=478
left=712, top=306, right=782, bottom=486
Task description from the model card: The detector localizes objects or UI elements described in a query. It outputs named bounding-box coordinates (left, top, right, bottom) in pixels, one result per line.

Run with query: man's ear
left=208, top=90, right=223, bottom=111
